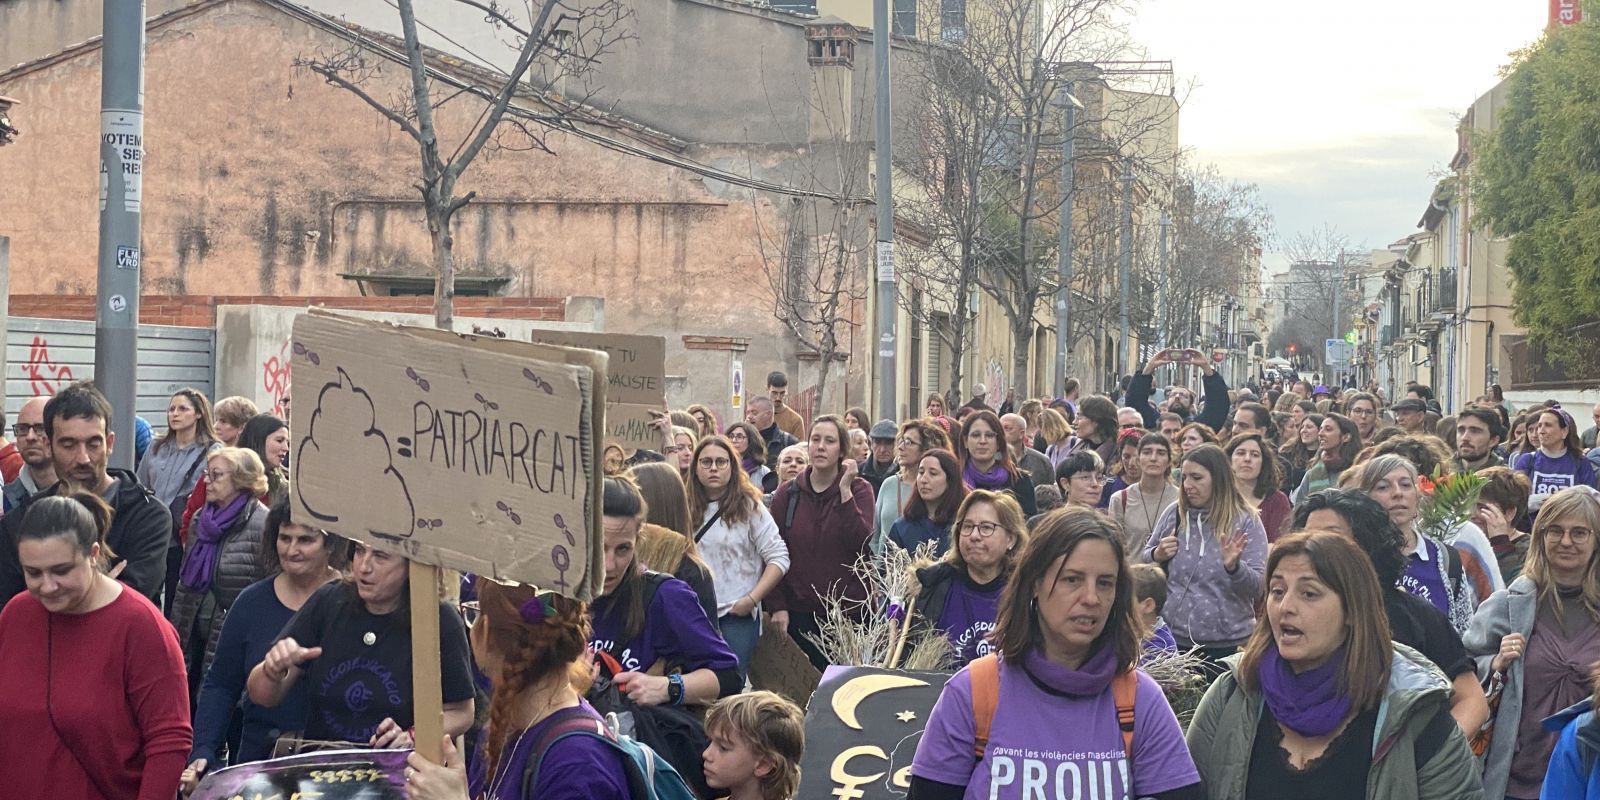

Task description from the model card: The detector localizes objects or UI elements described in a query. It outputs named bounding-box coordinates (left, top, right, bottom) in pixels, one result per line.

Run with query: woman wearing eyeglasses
left=685, top=435, right=790, bottom=677
left=170, top=447, right=271, bottom=704
left=889, top=449, right=967, bottom=557
left=1465, top=487, right=1600, bottom=800
left=873, top=420, right=951, bottom=553
left=959, top=410, right=1038, bottom=518
left=181, top=499, right=346, bottom=790
left=725, top=421, right=775, bottom=494
left=906, top=490, right=1029, bottom=665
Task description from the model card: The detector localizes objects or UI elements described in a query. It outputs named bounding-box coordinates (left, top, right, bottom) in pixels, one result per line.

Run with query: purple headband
left=1546, top=404, right=1575, bottom=432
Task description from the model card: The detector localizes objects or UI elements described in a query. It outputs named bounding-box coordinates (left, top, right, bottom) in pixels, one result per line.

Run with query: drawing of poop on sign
left=295, top=366, right=418, bottom=540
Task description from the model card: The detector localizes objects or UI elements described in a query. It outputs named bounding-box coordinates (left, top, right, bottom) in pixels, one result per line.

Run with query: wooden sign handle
left=410, top=560, right=444, bottom=763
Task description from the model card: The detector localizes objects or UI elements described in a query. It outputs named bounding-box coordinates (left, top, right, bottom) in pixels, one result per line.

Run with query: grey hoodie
left=1141, top=504, right=1267, bottom=647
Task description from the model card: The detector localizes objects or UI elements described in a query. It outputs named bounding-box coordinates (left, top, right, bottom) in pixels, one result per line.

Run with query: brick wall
left=6, top=295, right=568, bottom=327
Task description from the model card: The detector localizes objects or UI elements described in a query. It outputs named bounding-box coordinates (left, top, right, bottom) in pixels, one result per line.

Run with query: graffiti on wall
left=262, top=338, right=292, bottom=417
left=24, top=336, right=75, bottom=396
left=982, top=359, right=1008, bottom=409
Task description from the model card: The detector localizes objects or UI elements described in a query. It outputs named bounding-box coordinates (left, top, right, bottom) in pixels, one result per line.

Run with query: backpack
left=524, top=705, right=699, bottom=800
left=968, top=654, right=1138, bottom=759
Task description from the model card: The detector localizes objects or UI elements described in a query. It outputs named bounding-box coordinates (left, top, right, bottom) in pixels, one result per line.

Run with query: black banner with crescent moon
left=798, top=666, right=955, bottom=800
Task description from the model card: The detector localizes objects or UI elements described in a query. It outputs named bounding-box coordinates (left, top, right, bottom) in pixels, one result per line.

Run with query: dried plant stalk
left=805, top=543, right=954, bottom=670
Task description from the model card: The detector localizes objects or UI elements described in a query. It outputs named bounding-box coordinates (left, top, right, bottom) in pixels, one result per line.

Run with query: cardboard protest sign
left=190, top=748, right=409, bottom=800
left=528, top=331, right=666, bottom=451
left=747, top=618, right=822, bottom=708
left=290, top=311, right=607, bottom=599
left=798, top=665, right=954, bottom=800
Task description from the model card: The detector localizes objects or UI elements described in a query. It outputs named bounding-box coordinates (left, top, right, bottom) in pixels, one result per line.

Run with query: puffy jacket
left=1186, top=643, right=1483, bottom=800
left=0, top=468, right=172, bottom=604
left=1542, top=699, right=1600, bottom=799
left=170, top=499, right=270, bottom=677
left=765, top=467, right=874, bottom=615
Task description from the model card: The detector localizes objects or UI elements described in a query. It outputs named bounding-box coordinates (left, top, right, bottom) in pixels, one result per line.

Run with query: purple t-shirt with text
left=588, top=573, right=738, bottom=674
left=1516, top=450, right=1598, bottom=496
left=936, top=575, right=1005, bottom=663
left=912, top=657, right=1199, bottom=799
left=1399, top=536, right=1454, bottom=617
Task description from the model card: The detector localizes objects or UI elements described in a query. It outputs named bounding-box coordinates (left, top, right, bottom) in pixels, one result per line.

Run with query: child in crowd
left=703, top=691, right=806, bottom=800
left=1130, top=563, right=1177, bottom=662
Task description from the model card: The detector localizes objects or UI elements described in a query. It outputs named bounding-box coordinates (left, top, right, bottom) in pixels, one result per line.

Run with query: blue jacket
left=887, top=516, right=951, bottom=558
left=1544, top=698, right=1600, bottom=799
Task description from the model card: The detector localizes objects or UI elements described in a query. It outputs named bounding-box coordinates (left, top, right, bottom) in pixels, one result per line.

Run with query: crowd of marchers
left=2, top=354, right=1600, bottom=800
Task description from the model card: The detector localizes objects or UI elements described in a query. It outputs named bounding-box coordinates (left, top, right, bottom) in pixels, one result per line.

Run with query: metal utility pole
left=872, top=0, right=897, bottom=421
left=1053, top=84, right=1080, bottom=398
left=95, top=0, right=146, bottom=471
left=1118, top=159, right=1133, bottom=379
left=1156, top=212, right=1170, bottom=348
left=1330, top=251, right=1345, bottom=386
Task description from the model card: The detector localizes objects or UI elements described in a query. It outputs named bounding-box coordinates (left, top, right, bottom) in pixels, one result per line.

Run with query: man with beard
left=0, top=382, right=171, bottom=604
left=1454, top=408, right=1507, bottom=474
left=2, top=397, right=57, bottom=513
left=1126, top=348, right=1231, bottom=433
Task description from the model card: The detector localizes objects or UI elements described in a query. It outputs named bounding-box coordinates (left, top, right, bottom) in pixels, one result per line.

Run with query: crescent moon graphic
left=831, top=673, right=930, bottom=731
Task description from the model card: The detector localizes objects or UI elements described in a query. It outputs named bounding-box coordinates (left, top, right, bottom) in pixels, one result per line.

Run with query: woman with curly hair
left=405, top=584, right=632, bottom=800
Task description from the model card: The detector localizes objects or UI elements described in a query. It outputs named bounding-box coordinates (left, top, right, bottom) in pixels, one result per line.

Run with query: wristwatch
left=667, top=673, right=686, bottom=706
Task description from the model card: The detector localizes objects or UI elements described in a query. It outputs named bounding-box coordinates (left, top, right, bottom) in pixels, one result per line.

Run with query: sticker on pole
left=115, top=245, right=140, bottom=269
left=876, top=241, right=895, bottom=283
left=98, top=109, right=143, bottom=213
left=108, top=295, right=127, bottom=313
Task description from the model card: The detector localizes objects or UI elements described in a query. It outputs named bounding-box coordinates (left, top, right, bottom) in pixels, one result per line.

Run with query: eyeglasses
left=459, top=600, right=481, bottom=628
left=959, top=521, right=1003, bottom=539
left=1546, top=526, right=1594, bottom=545
left=898, top=437, right=922, bottom=447
left=1071, top=472, right=1107, bottom=484
left=12, top=423, right=44, bottom=438
left=205, top=469, right=231, bottom=482
left=698, top=457, right=732, bottom=469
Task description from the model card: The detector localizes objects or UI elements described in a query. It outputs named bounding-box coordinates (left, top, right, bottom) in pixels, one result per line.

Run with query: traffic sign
left=1325, top=338, right=1354, bottom=366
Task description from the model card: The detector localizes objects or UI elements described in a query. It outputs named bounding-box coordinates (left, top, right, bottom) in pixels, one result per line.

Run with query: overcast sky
left=1126, top=1, right=1548, bottom=265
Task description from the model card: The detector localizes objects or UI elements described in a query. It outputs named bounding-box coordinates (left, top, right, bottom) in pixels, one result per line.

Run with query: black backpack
left=585, top=572, right=714, bottom=799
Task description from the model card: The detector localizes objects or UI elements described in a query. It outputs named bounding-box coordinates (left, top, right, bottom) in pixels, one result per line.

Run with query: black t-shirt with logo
left=278, top=582, right=474, bottom=744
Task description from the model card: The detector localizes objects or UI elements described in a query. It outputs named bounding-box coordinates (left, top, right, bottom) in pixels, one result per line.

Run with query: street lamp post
left=1052, top=85, right=1082, bottom=398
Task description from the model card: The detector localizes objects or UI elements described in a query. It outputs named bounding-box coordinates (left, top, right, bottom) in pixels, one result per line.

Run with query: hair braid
left=480, top=592, right=591, bottom=785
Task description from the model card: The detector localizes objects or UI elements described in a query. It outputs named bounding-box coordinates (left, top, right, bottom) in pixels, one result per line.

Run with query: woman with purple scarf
left=169, top=446, right=270, bottom=704
left=1186, top=530, right=1481, bottom=800
left=957, top=410, right=1038, bottom=519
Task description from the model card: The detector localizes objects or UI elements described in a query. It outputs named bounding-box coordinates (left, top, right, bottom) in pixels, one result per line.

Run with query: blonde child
left=702, top=691, right=805, bottom=800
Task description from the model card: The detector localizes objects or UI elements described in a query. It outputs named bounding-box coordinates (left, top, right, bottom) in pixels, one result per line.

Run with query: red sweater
left=766, top=467, right=876, bottom=615
left=0, top=585, right=192, bottom=800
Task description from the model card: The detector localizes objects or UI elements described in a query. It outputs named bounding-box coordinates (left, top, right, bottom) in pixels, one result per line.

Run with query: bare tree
left=895, top=45, right=1008, bottom=404
left=1160, top=163, right=1273, bottom=348
left=899, top=0, right=1184, bottom=398
left=749, top=71, right=872, bottom=413
left=1267, top=224, right=1367, bottom=372
left=295, top=0, right=632, bottom=327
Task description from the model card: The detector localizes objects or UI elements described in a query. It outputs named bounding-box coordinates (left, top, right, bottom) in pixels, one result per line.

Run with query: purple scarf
left=1258, top=642, right=1352, bottom=737
left=1020, top=642, right=1117, bottom=696
left=180, top=491, right=253, bottom=593
left=742, top=455, right=760, bottom=476
left=963, top=460, right=1013, bottom=492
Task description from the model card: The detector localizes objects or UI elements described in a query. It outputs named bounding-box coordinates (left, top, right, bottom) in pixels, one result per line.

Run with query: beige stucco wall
left=1454, top=77, right=1517, bottom=408
left=0, top=0, right=867, bottom=419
